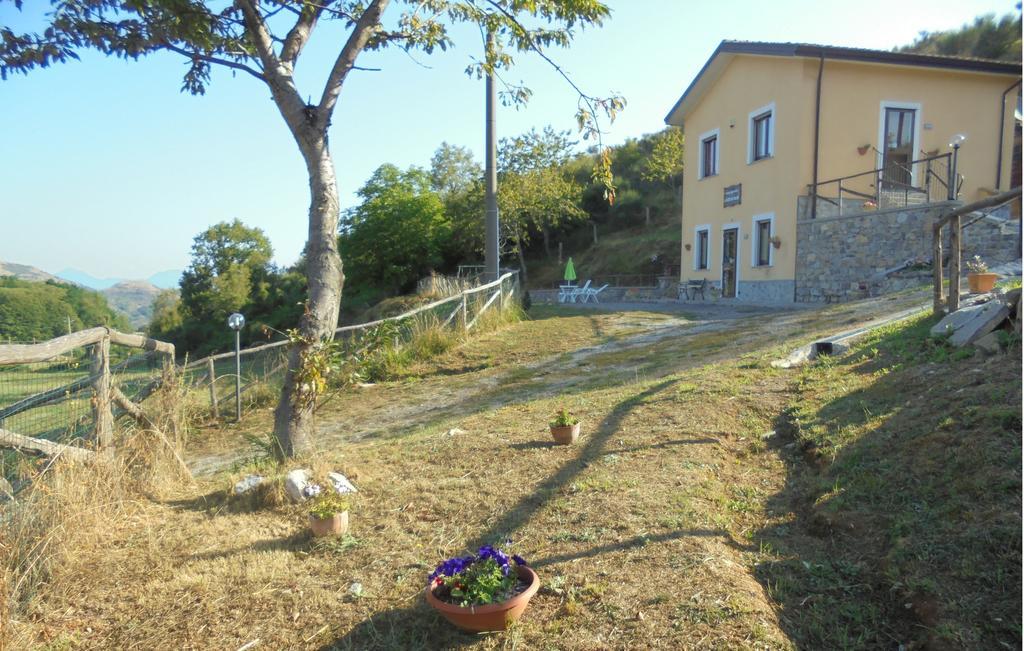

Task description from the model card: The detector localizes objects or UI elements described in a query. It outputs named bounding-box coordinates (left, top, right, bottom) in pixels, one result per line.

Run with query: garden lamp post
left=949, top=134, right=966, bottom=200
left=227, top=312, right=245, bottom=422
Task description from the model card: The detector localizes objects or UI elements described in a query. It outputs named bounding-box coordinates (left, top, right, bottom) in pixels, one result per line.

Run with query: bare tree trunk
left=541, top=224, right=552, bottom=259
left=273, top=143, right=345, bottom=458
left=515, top=225, right=529, bottom=284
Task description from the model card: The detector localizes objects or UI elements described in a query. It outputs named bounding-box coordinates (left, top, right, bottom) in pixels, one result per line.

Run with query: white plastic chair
left=557, top=284, right=575, bottom=303
left=584, top=283, right=609, bottom=303
left=569, top=280, right=591, bottom=303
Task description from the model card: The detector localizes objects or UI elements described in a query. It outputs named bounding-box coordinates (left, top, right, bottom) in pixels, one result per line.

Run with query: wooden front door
left=882, top=107, right=916, bottom=187
left=721, top=228, right=738, bottom=298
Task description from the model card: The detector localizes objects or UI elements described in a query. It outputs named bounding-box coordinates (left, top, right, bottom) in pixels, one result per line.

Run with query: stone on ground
left=328, top=471, right=358, bottom=494
left=233, top=474, right=266, bottom=495
left=931, top=300, right=1010, bottom=347
left=973, top=331, right=1004, bottom=355
left=284, top=468, right=312, bottom=503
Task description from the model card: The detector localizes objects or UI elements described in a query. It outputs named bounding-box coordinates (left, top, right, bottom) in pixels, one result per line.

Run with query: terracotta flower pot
left=309, top=511, right=349, bottom=537
left=967, top=272, right=998, bottom=294
left=550, top=422, right=581, bottom=445
left=426, top=565, right=540, bottom=632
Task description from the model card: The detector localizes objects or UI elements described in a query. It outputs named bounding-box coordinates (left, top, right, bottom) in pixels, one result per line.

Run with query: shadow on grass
left=530, top=527, right=741, bottom=568
left=186, top=530, right=311, bottom=562
left=318, top=599, right=489, bottom=650
left=750, top=321, right=1022, bottom=649
left=469, top=378, right=678, bottom=549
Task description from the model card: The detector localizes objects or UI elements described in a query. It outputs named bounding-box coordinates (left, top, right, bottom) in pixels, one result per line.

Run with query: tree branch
left=281, top=0, right=330, bottom=66
left=235, top=0, right=283, bottom=72
left=162, top=42, right=265, bottom=81
left=316, top=0, right=391, bottom=129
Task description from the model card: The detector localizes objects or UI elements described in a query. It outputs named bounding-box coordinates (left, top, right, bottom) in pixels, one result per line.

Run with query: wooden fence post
left=207, top=357, right=219, bottom=419
left=91, top=334, right=113, bottom=448
left=462, top=293, right=469, bottom=332
left=948, top=215, right=961, bottom=313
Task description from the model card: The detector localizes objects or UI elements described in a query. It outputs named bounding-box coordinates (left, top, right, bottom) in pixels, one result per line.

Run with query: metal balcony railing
left=807, top=152, right=963, bottom=219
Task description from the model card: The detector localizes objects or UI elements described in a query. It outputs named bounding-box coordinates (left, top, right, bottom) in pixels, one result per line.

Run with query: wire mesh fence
left=0, top=272, right=520, bottom=451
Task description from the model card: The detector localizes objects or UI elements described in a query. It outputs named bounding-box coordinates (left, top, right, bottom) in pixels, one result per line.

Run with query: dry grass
left=7, top=288, right=1009, bottom=650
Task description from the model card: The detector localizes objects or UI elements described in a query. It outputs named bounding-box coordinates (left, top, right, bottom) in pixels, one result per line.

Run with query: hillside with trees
left=0, top=277, right=129, bottom=342
left=898, top=11, right=1022, bottom=61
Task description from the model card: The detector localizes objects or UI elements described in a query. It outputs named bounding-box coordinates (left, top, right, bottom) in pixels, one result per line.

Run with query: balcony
left=801, top=152, right=962, bottom=220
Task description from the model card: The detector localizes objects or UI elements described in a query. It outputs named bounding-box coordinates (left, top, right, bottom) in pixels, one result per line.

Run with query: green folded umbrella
left=564, top=257, right=577, bottom=284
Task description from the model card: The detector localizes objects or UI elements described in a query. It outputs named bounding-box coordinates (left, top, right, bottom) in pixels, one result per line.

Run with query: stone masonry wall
left=796, top=201, right=1019, bottom=303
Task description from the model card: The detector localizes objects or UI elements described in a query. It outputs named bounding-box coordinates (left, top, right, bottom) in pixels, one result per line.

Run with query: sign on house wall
left=724, top=184, right=742, bottom=207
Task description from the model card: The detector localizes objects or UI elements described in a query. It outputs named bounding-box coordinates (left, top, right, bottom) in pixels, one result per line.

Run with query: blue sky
left=0, top=0, right=1016, bottom=279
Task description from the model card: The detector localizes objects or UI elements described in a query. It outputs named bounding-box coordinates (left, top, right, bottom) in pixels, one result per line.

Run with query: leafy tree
left=154, top=219, right=306, bottom=357
left=147, top=289, right=184, bottom=342
left=641, top=126, right=685, bottom=203
left=898, top=11, right=1022, bottom=61
left=179, top=219, right=273, bottom=325
left=2, top=0, right=621, bottom=457
left=430, top=142, right=482, bottom=199
left=340, top=164, right=450, bottom=295
left=498, top=127, right=585, bottom=277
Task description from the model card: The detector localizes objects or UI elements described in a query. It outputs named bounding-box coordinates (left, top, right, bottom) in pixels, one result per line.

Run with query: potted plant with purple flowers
left=304, top=483, right=350, bottom=537
left=425, top=543, right=539, bottom=632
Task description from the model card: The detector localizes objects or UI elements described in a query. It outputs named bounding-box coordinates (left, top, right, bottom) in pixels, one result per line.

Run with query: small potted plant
left=304, top=484, right=350, bottom=537
left=549, top=408, right=581, bottom=445
left=426, top=544, right=539, bottom=632
left=966, top=255, right=998, bottom=293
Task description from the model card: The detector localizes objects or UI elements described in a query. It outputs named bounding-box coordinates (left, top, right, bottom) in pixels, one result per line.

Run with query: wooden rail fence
left=0, top=272, right=520, bottom=456
left=0, top=327, right=175, bottom=462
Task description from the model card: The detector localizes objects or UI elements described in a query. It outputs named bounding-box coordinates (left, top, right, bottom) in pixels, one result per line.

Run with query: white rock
left=443, top=428, right=467, bottom=437
left=328, top=471, right=358, bottom=494
left=284, top=468, right=313, bottom=503
left=349, top=582, right=363, bottom=597
left=233, top=474, right=266, bottom=495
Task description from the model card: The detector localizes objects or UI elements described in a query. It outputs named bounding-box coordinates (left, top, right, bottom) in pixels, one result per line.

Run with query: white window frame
left=747, top=102, right=776, bottom=164
left=750, top=212, right=776, bottom=268
left=697, top=128, right=720, bottom=179
left=878, top=101, right=922, bottom=186
left=693, top=224, right=711, bottom=271
left=721, top=222, right=741, bottom=298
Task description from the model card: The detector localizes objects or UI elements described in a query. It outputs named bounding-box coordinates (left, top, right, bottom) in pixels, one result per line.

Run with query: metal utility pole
left=484, top=29, right=500, bottom=283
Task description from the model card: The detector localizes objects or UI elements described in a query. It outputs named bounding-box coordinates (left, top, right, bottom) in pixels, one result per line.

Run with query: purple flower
left=429, top=555, right=475, bottom=581
left=512, top=554, right=527, bottom=566
left=302, top=483, right=323, bottom=498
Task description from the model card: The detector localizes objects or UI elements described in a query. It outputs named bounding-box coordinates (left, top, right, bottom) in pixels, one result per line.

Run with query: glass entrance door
left=721, top=228, right=738, bottom=298
left=882, top=107, right=916, bottom=187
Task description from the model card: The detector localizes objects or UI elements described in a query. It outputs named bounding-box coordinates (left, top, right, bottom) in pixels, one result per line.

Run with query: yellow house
left=666, top=41, right=1021, bottom=302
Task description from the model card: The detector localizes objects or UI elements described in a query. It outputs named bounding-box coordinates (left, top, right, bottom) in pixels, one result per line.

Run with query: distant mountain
left=0, top=261, right=61, bottom=283
left=102, top=281, right=162, bottom=329
left=147, top=269, right=182, bottom=289
left=56, top=268, right=123, bottom=290
left=55, top=268, right=182, bottom=291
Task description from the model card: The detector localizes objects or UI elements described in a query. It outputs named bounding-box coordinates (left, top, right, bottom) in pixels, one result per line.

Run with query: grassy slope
left=761, top=314, right=1021, bottom=649
left=525, top=222, right=681, bottom=288
left=4, top=296, right=1019, bottom=650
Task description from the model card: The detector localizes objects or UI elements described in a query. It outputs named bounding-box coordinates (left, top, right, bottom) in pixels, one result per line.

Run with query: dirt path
left=187, top=293, right=927, bottom=477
